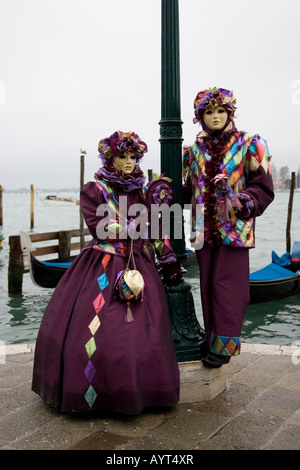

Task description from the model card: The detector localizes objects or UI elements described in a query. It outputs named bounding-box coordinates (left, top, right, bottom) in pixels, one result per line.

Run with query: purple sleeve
left=80, top=181, right=106, bottom=240
left=241, top=166, right=274, bottom=218
left=80, top=182, right=132, bottom=241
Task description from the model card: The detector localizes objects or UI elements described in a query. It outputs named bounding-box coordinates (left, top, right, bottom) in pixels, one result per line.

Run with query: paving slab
left=0, top=342, right=299, bottom=452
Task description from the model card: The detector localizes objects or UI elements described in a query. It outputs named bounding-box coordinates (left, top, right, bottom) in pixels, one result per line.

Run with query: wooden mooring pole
left=8, top=235, right=24, bottom=294
left=30, top=184, right=34, bottom=229
left=286, top=171, right=296, bottom=254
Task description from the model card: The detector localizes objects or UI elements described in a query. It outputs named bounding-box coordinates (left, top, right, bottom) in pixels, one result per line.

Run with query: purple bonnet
left=193, top=87, right=237, bottom=124
left=98, top=130, right=148, bottom=166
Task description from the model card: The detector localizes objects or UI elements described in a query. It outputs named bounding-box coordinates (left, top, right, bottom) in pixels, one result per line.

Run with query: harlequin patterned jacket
left=182, top=131, right=275, bottom=248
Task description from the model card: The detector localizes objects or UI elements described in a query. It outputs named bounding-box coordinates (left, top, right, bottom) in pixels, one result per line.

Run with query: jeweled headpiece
left=193, top=87, right=237, bottom=124
left=98, top=130, right=148, bottom=165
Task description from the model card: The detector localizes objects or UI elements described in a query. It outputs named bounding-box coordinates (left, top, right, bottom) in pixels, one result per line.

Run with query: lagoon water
left=0, top=190, right=299, bottom=347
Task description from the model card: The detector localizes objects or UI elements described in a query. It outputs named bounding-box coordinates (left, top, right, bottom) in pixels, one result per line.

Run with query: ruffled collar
left=94, top=167, right=145, bottom=192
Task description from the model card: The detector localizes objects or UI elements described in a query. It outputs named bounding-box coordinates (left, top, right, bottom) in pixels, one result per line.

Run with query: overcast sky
left=1, top=0, right=300, bottom=190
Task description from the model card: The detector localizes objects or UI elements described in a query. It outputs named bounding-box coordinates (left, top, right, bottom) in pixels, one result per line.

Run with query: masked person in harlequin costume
left=32, top=130, right=182, bottom=414
left=182, top=88, right=274, bottom=368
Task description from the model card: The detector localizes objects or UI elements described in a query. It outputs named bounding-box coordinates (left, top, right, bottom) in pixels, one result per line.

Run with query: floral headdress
left=98, top=130, right=148, bottom=165
left=193, top=87, right=237, bottom=124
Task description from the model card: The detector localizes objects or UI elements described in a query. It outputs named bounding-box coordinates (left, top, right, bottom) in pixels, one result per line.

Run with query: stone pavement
left=0, top=342, right=300, bottom=451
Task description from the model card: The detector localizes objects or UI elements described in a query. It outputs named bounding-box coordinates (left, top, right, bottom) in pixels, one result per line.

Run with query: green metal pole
left=160, top=0, right=182, bottom=187
left=159, top=0, right=206, bottom=362
left=159, top=0, right=184, bottom=258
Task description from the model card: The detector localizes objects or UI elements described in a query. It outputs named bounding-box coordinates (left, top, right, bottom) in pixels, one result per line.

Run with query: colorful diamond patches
left=102, top=253, right=111, bottom=271
left=88, top=315, right=101, bottom=336
left=207, top=332, right=241, bottom=356
left=97, top=272, right=109, bottom=290
left=93, top=292, right=105, bottom=314
left=84, top=384, right=97, bottom=408
left=85, top=337, right=96, bottom=358
left=84, top=360, right=96, bottom=382
left=83, top=254, right=111, bottom=408
left=84, top=333, right=97, bottom=407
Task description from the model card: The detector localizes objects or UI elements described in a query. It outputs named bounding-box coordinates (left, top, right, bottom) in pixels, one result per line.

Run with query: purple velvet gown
left=32, top=181, right=180, bottom=414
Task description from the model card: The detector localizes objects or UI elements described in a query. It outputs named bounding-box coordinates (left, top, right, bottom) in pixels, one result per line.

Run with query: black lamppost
left=159, top=0, right=206, bottom=362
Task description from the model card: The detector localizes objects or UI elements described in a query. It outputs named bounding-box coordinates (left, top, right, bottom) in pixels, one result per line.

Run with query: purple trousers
left=196, top=243, right=250, bottom=356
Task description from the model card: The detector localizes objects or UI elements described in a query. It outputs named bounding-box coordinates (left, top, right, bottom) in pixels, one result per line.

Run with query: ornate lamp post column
left=159, top=0, right=206, bottom=361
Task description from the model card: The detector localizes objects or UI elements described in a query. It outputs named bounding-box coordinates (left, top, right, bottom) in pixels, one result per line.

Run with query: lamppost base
left=175, top=337, right=207, bottom=363
left=164, top=280, right=207, bottom=363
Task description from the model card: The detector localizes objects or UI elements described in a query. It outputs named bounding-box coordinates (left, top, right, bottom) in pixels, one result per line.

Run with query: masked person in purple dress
left=182, top=88, right=274, bottom=368
left=32, top=130, right=182, bottom=414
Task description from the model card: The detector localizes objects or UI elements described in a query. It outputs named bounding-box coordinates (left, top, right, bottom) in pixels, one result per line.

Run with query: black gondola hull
left=30, top=251, right=300, bottom=304
left=30, top=253, right=69, bottom=288
left=249, top=275, right=300, bottom=304
left=182, top=251, right=300, bottom=304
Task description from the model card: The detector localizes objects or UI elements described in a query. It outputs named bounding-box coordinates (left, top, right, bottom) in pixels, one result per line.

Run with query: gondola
left=21, top=229, right=300, bottom=302
left=20, top=231, right=73, bottom=289
left=183, top=246, right=300, bottom=304
left=29, top=252, right=72, bottom=288
left=249, top=170, right=300, bottom=304
left=249, top=248, right=300, bottom=304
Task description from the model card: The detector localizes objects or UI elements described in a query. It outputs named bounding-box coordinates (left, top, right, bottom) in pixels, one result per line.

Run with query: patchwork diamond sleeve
left=80, top=181, right=128, bottom=241
left=241, top=134, right=275, bottom=218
